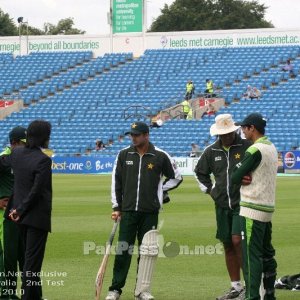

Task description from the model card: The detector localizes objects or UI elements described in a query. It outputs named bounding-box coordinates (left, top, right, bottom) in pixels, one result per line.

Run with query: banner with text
left=2, top=28, right=300, bottom=57
left=113, top=0, right=143, bottom=33
left=0, top=36, right=110, bottom=57
left=282, top=151, right=300, bottom=170
left=173, top=157, right=199, bottom=176
left=152, top=31, right=300, bottom=50
left=51, top=156, right=198, bottom=175
left=51, top=156, right=115, bottom=174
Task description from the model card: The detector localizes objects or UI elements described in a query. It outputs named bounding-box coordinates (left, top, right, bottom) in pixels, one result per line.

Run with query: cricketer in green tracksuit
left=0, top=127, right=26, bottom=299
left=232, top=113, right=278, bottom=300
left=195, top=114, right=252, bottom=299
left=107, top=122, right=183, bottom=298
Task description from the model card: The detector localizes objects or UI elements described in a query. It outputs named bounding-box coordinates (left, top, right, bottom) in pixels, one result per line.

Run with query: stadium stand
left=0, top=46, right=299, bottom=156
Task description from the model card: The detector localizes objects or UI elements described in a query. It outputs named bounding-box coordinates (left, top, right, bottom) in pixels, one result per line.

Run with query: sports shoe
left=216, top=287, right=244, bottom=300
left=275, top=274, right=300, bottom=290
left=235, top=289, right=245, bottom=300
left=274, top=277, right=289, bottom=289
left=105, top=290, right=120, bottom=300
left=292, top=278, right=300, bottom=291
left=135, top=291, right=155, bottom=300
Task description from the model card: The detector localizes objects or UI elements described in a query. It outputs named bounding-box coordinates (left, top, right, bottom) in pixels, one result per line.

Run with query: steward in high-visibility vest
left=185, top=80, right=195, bottom=100
left=181, top=100, right=191, bottom=119
left=187, top=108, right=193, bottom=120
left=205, top=79, right=214, bottom=94
left=186, top=82, right=193, bottom=93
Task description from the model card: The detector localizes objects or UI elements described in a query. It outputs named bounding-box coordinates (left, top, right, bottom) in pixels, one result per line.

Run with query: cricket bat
left=95, top=218, right=120, bottom=300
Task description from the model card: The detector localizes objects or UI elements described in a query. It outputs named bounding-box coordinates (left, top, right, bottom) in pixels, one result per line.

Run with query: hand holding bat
left=95, top=216, right=120, bottom=300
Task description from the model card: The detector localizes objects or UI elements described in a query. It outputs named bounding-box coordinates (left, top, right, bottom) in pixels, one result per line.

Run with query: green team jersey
left=0, top=147, right=14, bottom=199
left=231, top=137, right=266, bottom=184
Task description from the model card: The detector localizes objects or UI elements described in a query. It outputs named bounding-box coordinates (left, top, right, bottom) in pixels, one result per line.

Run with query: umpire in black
left=1, top=120, right=52, bottom=300
left=106, top=122, right=183, bottom=300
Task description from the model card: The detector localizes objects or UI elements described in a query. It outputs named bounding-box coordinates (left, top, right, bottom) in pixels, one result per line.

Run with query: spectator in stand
left=281, top=59, right=295, bottom=76
left=243, top=86, right=261, bottom=100
left=206, top=103, right=216, bottom=116
left=190, top=142, right=201, bottom=157
left=185, top=80, right=195, bottom=100
left=205, top=79, right=215, bottom=98
left=106, top=139, right=114, bottom=147
left=243, top=86, right=252, bottom=99
left=118, top=135, right=125, bottom=143
left=95, top=140, right=105, bottom=151
left=202, top=103, right=216, bottom=117
left=252, top=87, right=261, bottom=99
left=151, top=116, right=163, bottom=128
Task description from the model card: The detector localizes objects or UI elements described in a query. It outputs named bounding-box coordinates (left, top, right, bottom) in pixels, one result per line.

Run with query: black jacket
left=0, top=147, right=52, bottom=232
left=194, top=134, right=251, bottom=209
left=112, top=142, right=182, bottom=213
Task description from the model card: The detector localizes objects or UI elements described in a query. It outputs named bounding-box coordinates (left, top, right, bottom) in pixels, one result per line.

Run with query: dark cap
left=235, top=113, right=267, bottom=130
left=9, top=126, right=27, bottom=142
left=125, top=122, right=149, bottom=135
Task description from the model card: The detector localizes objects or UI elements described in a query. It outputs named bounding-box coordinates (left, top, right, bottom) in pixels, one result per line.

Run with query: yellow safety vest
left=186, top=83, right=193, bottom=93
left=206, top=81, right=213, bottom=93
left=181, top=100, right=190, bottom=113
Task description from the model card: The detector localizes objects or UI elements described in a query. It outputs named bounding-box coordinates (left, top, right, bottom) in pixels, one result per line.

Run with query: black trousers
left=19, top=225, right=48, bottom=300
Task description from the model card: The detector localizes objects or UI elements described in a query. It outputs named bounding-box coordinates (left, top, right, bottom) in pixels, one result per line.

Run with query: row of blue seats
left=2, top=46, right=300, bottom=155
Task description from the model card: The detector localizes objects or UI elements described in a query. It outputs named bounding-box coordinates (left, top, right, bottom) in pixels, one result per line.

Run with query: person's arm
left=111, top=152, right=123, bottom=212
left=257, top=90, right=261, bottom=97
left=0, top=153, right=12, bottom=171
left=231, top=146, right=262, bottom=185
left=0, top=198, right=8, bottom=210
left=162, top=153, right=183, bottom=192
left=194, top=150, right=213, bottom=194
left=16, top=156, right=52, bottom=216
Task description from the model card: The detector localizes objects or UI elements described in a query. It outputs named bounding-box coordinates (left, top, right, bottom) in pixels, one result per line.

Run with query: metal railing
left=123, top=105, right=152, bottom=121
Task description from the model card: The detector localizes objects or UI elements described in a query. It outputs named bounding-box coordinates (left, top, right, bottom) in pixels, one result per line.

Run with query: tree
left=44, top=18, right=85, bottom=35
left=0, top=7, right=85, bottom=36
left=0, top=8, right=18, bottom=36
left=149, top=0, right=273, bottom=32
left=19, top=24, right=44, bottom=36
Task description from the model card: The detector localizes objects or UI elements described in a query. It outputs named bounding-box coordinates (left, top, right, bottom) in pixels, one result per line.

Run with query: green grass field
left=38, top=175, right=300, bottom=300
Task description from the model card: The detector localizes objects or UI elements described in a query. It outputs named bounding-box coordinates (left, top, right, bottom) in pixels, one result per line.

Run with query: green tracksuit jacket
left=111, top=142, right=183, bottom=212
left=194, top=134, right=251, bottom=209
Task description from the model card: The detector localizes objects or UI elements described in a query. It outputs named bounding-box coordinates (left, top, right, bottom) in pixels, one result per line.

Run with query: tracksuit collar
left=128, top=142, right=156, bottom=155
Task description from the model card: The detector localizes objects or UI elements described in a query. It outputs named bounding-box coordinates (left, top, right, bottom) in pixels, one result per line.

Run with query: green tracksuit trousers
left=3, top=219, right=24, bottom=295
left=109, top=211, right=158, bottom=294
left=0, top=217, right=24, bottom=298
left=240, top=216, right=277, bottom=300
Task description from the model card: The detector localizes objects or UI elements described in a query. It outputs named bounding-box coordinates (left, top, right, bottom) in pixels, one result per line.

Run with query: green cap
left=235, top=113, right=267, bottom=130
left=125, top=122, right=149, bottom=135
left=9, top=126, right=27, bottom=143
